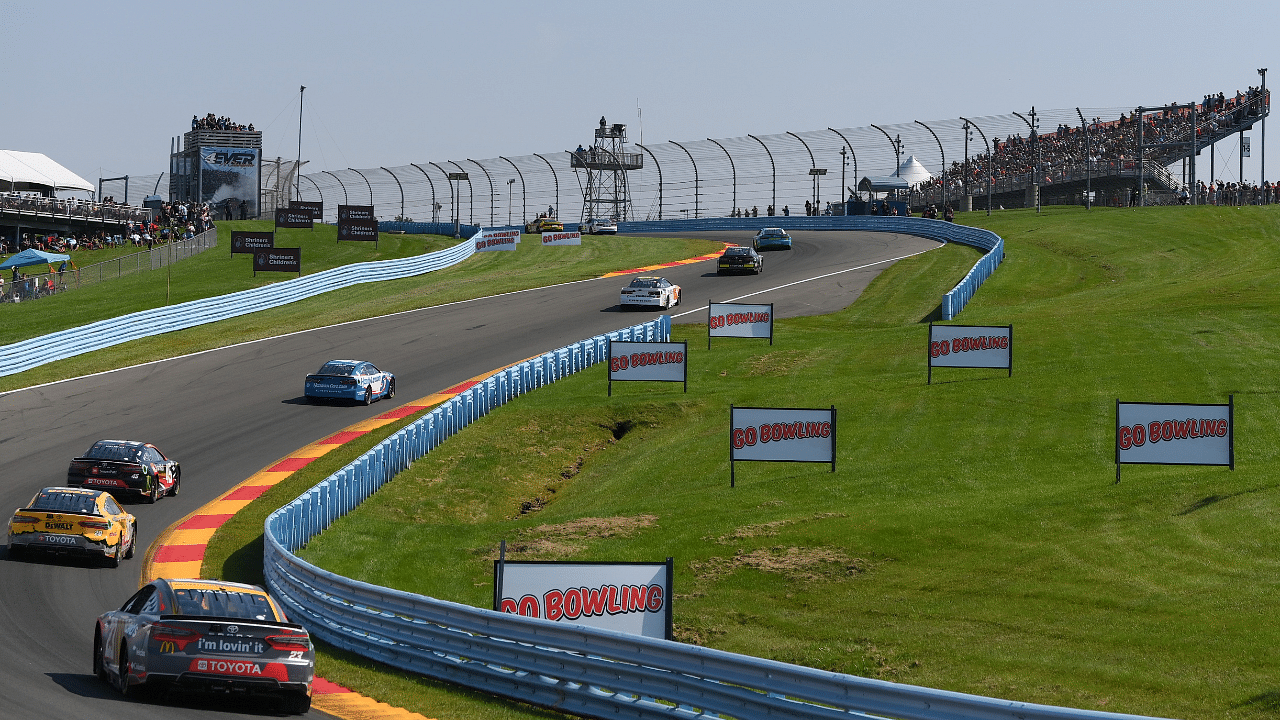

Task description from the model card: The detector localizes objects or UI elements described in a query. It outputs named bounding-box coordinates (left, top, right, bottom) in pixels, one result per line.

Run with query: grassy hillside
left=0, top=223, right=720, bottom=393
left=264, top=204, right=1279, bottom=720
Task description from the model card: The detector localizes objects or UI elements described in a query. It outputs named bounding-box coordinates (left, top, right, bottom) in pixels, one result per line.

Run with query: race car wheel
left=124, top=521, right=137, bottom=559
left=106, top=538, right=121, bottom=568
left=362, top=386, right=373, bottom=405
left=94, top=630, right=108, bottom=682
left=117, top=644, right=132, bottom=696
left=167, top=469, right=180, bottom=497
left=386, top=379, right=395, bottom=399
left=144, top=475, right=158, bottom=504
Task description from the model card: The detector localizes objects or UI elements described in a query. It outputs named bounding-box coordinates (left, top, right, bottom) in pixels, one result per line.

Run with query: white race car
left=620, top=276, right=681, bottom=310
left=582, top=218, right=618, bottom=235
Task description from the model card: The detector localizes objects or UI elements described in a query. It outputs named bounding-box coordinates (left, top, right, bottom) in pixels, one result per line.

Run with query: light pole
left=507, top=178, right=515, bottom=225
left=1260, top=68, right=1268, bottom=203
left=809, top=168, right=827, bottom=212
left=447, top=172, right=468, bottom=238
left=839, top=147, right=848, bottom=213
left=295, top=86, right=305, bottom=203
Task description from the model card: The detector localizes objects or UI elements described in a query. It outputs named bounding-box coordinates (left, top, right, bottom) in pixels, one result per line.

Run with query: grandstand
left=291, top=85, right=1269, bottom=224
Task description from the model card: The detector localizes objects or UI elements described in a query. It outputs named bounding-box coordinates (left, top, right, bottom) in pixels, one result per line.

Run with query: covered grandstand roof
left=0, top=150, right=94, bottom=193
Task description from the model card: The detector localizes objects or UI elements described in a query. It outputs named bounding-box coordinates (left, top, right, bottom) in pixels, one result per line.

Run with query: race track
left=0, top=229, right=939, bottom=718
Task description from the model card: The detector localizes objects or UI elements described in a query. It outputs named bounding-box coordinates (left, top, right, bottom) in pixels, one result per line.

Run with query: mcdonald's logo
left=159, top=641, right=177, bottom=654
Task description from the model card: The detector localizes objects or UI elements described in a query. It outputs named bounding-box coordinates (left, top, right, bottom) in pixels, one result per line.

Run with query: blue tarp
left=0, top=248, right=71, bottom=270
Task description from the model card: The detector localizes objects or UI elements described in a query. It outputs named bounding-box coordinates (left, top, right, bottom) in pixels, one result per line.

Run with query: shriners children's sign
left=494, top=559, right=674, bottom=639
left=1114, top=397, right=1233, bottom=482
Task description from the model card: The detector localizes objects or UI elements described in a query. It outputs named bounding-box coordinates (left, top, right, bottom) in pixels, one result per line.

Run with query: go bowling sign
left=708, top=302, right=773, bottom=348
left=608, top=340, right=687, bottom=395
left=493, top=559, right=673, bottom=639
left=928, top=323, right=1012, bottom=383
left=1115, top=397, right=1233, bottom=481
left=473, top=227, right=520, bottom=252
left=730, top=405, right=836, bottom=486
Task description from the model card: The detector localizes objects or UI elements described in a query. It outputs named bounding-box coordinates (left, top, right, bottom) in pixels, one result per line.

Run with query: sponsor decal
left=191, top=658, right=289, bottom=681
left=159, top=641, right=178, bottom=654
left=41, top=534, right=78, bottom=545
left=45, top=522, right=73, bottom=530
left=499, top=584, right=665, bottom=620
left=708, top=302, right=774, bottom=343
left=731, top=420, right=833, bottom=449
left=197, top=636, right=265, bottom=654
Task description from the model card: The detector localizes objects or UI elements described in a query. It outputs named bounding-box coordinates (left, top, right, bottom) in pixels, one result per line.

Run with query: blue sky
left=2, top=0, right=1274, bottom=189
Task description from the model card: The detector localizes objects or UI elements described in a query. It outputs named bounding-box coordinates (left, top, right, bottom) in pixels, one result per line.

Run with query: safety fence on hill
left=263, top=317, right=1163, bottom=720
left=0, top=237, right=476, bottom=378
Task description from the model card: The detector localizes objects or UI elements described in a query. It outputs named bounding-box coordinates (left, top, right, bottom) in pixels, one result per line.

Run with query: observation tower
left=571, top=116, right=642, bottom=222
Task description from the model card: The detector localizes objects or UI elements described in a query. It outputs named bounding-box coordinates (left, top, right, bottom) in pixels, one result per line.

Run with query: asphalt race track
left=0, top=229, right=940, bottom=718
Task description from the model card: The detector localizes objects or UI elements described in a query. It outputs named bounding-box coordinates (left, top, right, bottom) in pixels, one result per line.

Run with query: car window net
left=30, top=491, right=100, bottom=516
left=173, top=588, right=276, bottom=621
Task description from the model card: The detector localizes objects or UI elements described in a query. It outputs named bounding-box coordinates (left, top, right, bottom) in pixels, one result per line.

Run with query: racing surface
left=0, top=229, right=939, bottom=718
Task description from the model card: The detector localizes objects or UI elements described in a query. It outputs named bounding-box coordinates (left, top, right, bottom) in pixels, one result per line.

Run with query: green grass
left=201, top=204, right=1280, bottom=720
left=0, top=223, right=720, bottom=393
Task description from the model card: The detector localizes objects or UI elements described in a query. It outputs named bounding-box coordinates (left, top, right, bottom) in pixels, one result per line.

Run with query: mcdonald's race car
left=620, top=276, right=681, bottom=309
left=8, top=487, right=136, bottom=566
left=67, top=439, right=180, bottom=503
left=95, top=578, right=315, bottom=714
left=717, top=245, right=764, bottom=275
left=304, top=359, right=396, bottom=405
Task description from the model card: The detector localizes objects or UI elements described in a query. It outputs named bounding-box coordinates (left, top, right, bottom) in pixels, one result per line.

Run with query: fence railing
left=0, top=192, right=152, bottom=224
left=0, top=237, right=476, bottom=378
left=263, top=315, right=1164, bottom=720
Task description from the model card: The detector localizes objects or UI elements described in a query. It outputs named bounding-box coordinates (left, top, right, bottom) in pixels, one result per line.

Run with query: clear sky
left=1, top=0, right=1274, bottom=189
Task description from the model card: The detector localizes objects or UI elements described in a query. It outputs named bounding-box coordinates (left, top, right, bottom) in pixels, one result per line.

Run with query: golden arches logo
left=159, top=641, right=177, bottom=654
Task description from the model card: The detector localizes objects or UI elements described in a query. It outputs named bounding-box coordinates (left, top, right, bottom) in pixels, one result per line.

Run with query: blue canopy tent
left=0, top=248, right=70, bottom=270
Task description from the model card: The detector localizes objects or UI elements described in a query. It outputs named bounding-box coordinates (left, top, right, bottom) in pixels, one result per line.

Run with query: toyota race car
left=620, top=276, right=681, bottom=309
left=8, top=487, right=136, bottom=566
left=304, top=360, right=395, bottom=404
left=717, top=245, right=764, bottom=274
left=524, top=217, right=564, bottom=233
left=95, top=578, right=315, bottom=714
left=753, top=227, right=793, bottom=251
left=581, top=218, right=618, bottom=235
left=67, top=440, right=180, bottom=503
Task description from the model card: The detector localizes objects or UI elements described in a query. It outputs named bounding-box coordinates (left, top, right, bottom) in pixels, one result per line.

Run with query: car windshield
left=172, top=588, right=278, bottom=621
left=317, top=362, right=358, bottom=376
left=29, top=489, right=101, bottom=516
left=760, top=230, right=786, bottom=238
left=628, top=278, right=662, bottom=288
left=83, top=441, right=145, bottom=462
left=725, top=247, right=751, bottom=255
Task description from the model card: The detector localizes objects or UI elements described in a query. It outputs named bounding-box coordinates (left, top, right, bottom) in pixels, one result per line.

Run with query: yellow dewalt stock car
left=7, top=487, right=137, bottom=567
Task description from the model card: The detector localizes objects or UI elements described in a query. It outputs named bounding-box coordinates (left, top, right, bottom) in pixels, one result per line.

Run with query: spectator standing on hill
left=751, top=206, right=758, bottom=217
left=782, top=205, right=789, bottom=216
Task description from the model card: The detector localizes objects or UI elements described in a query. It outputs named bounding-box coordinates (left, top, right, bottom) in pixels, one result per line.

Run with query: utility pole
left=1261, top=68, right=1268, bottom=203
left=296, top=86, right=305, bottom=203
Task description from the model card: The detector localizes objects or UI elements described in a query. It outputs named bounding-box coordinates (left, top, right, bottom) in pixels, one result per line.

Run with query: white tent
left=895, top=155, right=932, bottom=186
left=0, top=150, right=94, bottom=193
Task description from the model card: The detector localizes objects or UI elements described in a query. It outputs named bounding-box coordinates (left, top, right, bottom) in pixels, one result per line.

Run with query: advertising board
left=230, top=231, right=273, bottom=256
left=337, top=204, right=375, bottom=221
left=708, top=302, right=773, bottom=347
left=473, top=227, right=520, bottom=252
left=928, top=323, right=1012, bottom=383
left=275, top=207, right=313, bottom=228
left=608, top=340, right=687, bottom=395
left=199, top=146, right=259, bottom=220
left=541, top=230, right=582, bottom=246
left=252, top=247, right=301, bottom=276
left=494, top=559, right=673, bottom=640
left=729, top=405, right=836, bottom=486
left=337, top=218, right=379, bottom=243
left=1115, top=398, right=1233, bottom=481
left=290, top=200, right=323, bottom=220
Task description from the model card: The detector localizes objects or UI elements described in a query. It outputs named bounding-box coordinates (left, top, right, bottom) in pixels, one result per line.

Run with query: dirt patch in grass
left=741, top=349, right=824, bottom=377
left=489, top=515, right=660, bottom=559
left=689, top=545, right=868, bottom=583
left=705, top=513, right=848, bottom=544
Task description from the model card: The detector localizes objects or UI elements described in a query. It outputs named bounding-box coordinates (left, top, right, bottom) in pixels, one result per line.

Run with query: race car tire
left=124, top=521, right=137, bottom=559
left=94, top=630, right=108, bottom=681
left=106, top=538, right=121, bottom=568
left=363, top=386, right=373, bottom=406
left=144, top=475, right=159, bottom=504
left=280, top=691, right=312, bottom=715
left=168, top=469, right=180, bottom=497
left=117, top=644, right=132, bottom=696
left=386, top=379, right=395, bottom=399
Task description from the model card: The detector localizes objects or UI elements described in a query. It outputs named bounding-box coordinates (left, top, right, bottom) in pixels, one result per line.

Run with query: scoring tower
left=571, top=117, right=642, bottom=222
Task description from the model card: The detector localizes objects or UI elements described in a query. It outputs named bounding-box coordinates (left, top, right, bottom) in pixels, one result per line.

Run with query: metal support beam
left=446, top=161, right=473, bottom=223
left=914, top=120, right=945, bottom=210
left=706, top=138, right=735, bottom=216
left=747, top=134, right=775, bottom=211
left=532, top=153, right=558, bottom=219
left=350, top=168, right=374, bottom=206
left=959, top=117, right=993, bottom=216
left=381, top=167, right=404, bottom=218
left=827, top=128, right=858, bottom=200
left=499, top=157, right=526, bottom=226
left=468, top=159, right=495, bottom=226
left=636, top=144, right=662, bottom=220
left=427, top=162, right=453, bottom=221
left=322, top=170, right=348, bottom=207
left=669, top=140, right=699, bottom=219
left=410, top=163, right=439, bottom=222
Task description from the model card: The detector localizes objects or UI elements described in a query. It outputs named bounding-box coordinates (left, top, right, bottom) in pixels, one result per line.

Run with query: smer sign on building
left=473, top=227, right=520, bottom=252
left=1115, top=398, right=1234, bottom=481
left=494, top=560, right=673, bottom=639
left=730, top=405, right=836, bottom=486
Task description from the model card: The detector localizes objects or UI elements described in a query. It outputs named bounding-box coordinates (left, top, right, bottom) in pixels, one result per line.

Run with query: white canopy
left=0, top=150, right=94, bottom=193
left=896, top=155, right=933, bottom=186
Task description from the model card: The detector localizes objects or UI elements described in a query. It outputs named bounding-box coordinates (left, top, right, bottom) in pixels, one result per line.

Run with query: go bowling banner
left=493, top=559, right=674, bottom=640
left=473, top=227, right=520, bottom=252
left=708, top=302, right=773, bottom=348
left=541, top=230, right=581, bottom=246
left=1115, top=397, right=1233, bottom=481
left=928, top=323, right=1012, bottom=383
left=729, top=405, right=836, bottom=486
left=608, top=340, right=687, bottom=396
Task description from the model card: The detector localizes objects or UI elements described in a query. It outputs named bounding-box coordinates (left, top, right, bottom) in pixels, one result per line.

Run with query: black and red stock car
left=67, top=440, right=180, bottom=504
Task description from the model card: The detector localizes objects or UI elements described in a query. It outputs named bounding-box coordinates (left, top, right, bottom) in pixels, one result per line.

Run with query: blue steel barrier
left=263, top=317, right=1165, bottom=720
left=615, top=215, right=1003, bottom=321
left=0, top=238, right=477, bottom=378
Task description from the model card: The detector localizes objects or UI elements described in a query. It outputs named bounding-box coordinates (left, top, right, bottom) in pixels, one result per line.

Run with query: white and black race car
left=620, top=276, right=681, bottom=310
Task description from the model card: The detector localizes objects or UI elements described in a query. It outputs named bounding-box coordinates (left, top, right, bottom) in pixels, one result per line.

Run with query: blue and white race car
left=304, top=360, right=395, bottom=405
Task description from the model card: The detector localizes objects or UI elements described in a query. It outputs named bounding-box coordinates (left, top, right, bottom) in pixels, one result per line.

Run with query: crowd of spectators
left=191, top=113, right=254, bottom=132
left=919, top=86, right=1269, bottom=199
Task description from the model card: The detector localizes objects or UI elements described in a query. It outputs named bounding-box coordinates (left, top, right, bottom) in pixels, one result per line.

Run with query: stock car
left=8, top=487, right=137, bottom=566
left=717, top=245, right=764, bottom=275
left=581, top=218, right=618, bottom=235
left=753, top=227, right=793, bottom=251
left=620, top=276, right=681, bottom=309
left=67, top=439, right=180, bottom=503
left=95, top=578, right=315, bottom=714
left=304, top=359, right=396, bottom=405
left=524, top=217, right=564, bottom=233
